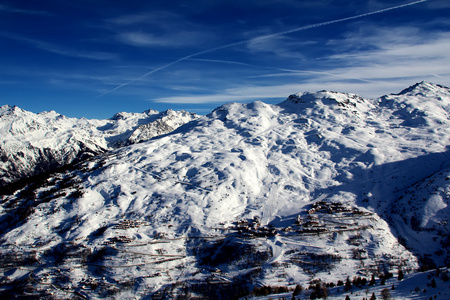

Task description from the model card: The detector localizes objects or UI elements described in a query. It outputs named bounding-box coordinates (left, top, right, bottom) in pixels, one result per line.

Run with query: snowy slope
left=127, top=109, right=199, bottom=144
left=0, top=105, right=198, bottom=185
left=1, top=82, right=449, bottom=299
left=388, top=166, right=450, bottom=267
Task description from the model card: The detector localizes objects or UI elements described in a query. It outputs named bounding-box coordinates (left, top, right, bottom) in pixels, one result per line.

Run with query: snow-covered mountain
left=1, top=82, right=449, bottom=299
left=0, top=105, right=198, bottom=186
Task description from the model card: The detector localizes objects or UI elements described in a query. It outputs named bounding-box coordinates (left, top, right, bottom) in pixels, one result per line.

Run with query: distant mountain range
left=0, top=82, right=449, bottom=299
left=0, top=106, right=198, bottom=186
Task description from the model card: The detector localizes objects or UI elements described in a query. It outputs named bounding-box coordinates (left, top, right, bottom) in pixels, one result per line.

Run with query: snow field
left=1, top=82, right=450, bottom=298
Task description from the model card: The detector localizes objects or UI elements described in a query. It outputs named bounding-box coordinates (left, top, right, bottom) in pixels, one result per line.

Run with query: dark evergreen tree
left=370, top=292, right=376, bottom=300
left=369, top=274, right=376, bottom=286
left=361, top=277, right=367, bottom=286
left=398, top=268, right=404, bottom=281
left=310, top=282, right=328, bottom=299
left=430, top=278, right=436, bottom=288
left=344, top=277, right=352, bottom=291
left=293, top=284, right=303, bottom=296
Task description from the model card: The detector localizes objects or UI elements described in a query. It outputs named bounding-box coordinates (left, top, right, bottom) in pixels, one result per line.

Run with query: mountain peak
left=0, top=104, right=25, bottom=116
left=394, top=81, right=450, bottom=96
left=280, top=90, right=367, bottom=113
left=143, top=108, right=159, bottom=115
left=0, top=104, right=12, bottom=115
left=0, top=104, right=12, bottom=111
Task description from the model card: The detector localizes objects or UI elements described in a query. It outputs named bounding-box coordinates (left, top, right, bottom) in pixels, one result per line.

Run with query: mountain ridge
left=0, top=106, right=199, bottom=186
left=1, top=81, right=449, bottom=299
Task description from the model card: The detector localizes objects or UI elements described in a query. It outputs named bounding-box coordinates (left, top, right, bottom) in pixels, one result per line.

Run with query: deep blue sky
left=1, top=0, right=449, bottom=118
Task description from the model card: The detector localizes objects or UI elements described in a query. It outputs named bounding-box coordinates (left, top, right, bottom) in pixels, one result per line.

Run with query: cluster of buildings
left=103, top=235, right=133, bottom=245
left=113, top=219, right=148, bottom=230
left=230, top=201, right=372, bottom=238
left=235, top=216, right=277, bottom=237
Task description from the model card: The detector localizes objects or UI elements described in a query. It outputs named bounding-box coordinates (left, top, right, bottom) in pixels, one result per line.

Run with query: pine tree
left=398, top=268, right=404, bottom=281
left=369, top=274, right=376, bottom=286
left=344, top=277, right=352, bottom=291
left=310, top=282, right=328, bottom=300
left=430, top=278, right=436, bottom=288
left=370, top=292, right=376, bottom=300
left=345, top=295, right=350, bottom=300
left=293, top=284, right=303, bottom=296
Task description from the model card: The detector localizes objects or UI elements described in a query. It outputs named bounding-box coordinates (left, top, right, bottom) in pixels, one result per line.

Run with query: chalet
left=283, top=226, right=292, bottom=232
left=304, top=220, right=320, bottom=227
left=295, top=215, right=303, bottom=225
left=237, top=219, right=248, bottom=227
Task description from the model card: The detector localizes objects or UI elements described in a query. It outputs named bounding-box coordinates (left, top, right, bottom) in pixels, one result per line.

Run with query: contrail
left=98, top=0, right=427, bottom=97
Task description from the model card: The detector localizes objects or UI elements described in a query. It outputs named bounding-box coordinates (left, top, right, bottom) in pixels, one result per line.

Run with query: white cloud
left=322, top=27, right=450, bottom=81
left=150, top=25, right=450, bottom=104
left=153, top=84, right=297, bottom=104
left=151, top=76, right=445, bottom=105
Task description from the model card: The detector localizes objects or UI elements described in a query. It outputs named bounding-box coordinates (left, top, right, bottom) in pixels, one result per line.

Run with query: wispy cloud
left=107, top=10, right=215, bottom=49
left=323, top=27, right=450, bottom=80
left=189, top=58, right=373, bottom=83
left=107, top=11, right=180, bottom=26
left=117, top=30, right=211, bottom=48
left=248, top=25, right=450, bottom=92
left=0, top=4, right=50, bottom=15
left=151, top=81, right=402, bottom=104
left=150, top=79, right=418, bottom=105
left=153, top=84, right=295, bottom=104
left=151, top=23, right=450, bottom=104
left=1, top=67, right=128, bottom=94
left=424, top=0, right=450, bottom=9
left=0, top=32, right=117, bottom=60
left=100, top=0, right=428, bottom=97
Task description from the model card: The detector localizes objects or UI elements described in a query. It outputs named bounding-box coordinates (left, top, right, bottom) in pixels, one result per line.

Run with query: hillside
left=0, top=82, right=449, bottom=299
left=0, top=106, right=198, bottom=186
